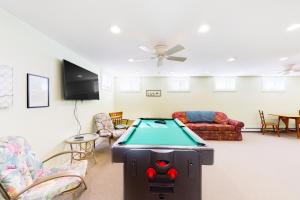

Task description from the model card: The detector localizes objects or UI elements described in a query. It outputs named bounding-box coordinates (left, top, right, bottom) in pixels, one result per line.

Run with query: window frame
left=167, top=77, right=191, bottom=92
left=117, top=76, right=141, bottom=92
left=261, top=76, right=286, bottom=92
left=213, top=76, right=237, bottom=92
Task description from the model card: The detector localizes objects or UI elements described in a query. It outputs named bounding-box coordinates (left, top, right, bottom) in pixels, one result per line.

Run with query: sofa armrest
left=228, top=119, right=244, bottom=129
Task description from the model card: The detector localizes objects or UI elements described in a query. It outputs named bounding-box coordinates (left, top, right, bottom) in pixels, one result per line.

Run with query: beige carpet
left=78, top=132, right=300, bottom=200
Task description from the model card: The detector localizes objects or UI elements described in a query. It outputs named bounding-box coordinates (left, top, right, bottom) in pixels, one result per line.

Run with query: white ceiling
left=0, top=0, right=300, bottom=76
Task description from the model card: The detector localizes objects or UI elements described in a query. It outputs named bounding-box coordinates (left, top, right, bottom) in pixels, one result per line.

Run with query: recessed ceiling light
left=110, top=25, right=121, bottom=34
left=227, top=57, right=236, bottom=62
left=170, top=71, right=175, bottom=74
left=286, top=24, right=300, bottom=31
left=279, top=57, right=288, bottom=61
left=128, top=58, right=134, bottom=62
left=198, top=24, right=211, bottom=33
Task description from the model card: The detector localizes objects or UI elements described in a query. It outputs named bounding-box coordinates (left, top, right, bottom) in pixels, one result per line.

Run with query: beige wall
left=114, top=76, right=300, bottom=128
left=0, top=8, right=113, bottom=157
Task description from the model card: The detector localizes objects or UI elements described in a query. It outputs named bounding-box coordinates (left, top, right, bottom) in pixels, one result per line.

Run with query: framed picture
left=146, top=90, right=161, bottom=97
left=0, top=66, right=13, bottom=108
left=27, top=74, right=49, bottom=108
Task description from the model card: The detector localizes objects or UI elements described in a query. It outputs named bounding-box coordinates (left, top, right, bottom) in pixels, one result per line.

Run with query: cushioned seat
left=0, top=136, right=87, bottom=200
left=186, top=123, right=236, bottom=131
left=21, top=160, right=87, bottom=200
left=21, top=173, right=85, bottom=200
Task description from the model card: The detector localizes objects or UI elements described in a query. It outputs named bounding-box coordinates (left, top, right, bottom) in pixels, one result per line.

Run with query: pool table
left=112, top=118, right=214, bottom=200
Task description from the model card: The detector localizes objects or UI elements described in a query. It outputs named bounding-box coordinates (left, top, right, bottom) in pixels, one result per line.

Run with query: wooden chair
left=109, top=111, right=129, bottom=129
left=259, top=110, right=280, bottom=136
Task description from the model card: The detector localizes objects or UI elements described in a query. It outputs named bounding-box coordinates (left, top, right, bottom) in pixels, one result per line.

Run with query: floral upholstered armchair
left=94, top=113, right=127, bottom=144
left=0, top=136, right=88, bottom=200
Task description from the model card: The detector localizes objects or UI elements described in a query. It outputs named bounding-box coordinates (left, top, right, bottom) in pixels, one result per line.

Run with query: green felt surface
left=124, top=119, right=198, bottom=146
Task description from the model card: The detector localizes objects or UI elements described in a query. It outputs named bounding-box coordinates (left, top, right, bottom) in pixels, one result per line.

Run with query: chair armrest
left=12, top=172, right=86, bottom=200
left=42, top=151, right=87, bottom=164
left=228, top=119, right=244, bottom=128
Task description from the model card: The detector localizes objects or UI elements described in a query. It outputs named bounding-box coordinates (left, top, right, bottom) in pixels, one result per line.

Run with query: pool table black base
left=124, top=149, right=203, bottom=200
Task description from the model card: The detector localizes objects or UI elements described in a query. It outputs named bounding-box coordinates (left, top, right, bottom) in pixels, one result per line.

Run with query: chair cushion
left=0, top=137, right=34, bottom=188
left=186, top=123, right=235, bottom=131
left=214, top=112, right=229, bottom=125
left=112, top=129, right=126, bottom=138
left=98, top=130, right=112, bottom=137
left=20, top=160, right=88, bottom=200
left=115, top=124, right=129, bottom=129
left=95, top=113, right=115, bottom=131
left=36, top=160, right=87, bottom=179
left=21, top=176, right=83, bottom=200
left=23, top=149, right=43, bottom=180
left=0, top=169, right=27, bottom=198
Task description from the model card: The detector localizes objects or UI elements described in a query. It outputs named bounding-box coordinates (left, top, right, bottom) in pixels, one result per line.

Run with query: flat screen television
left=62, top=60, right=99, bottom=100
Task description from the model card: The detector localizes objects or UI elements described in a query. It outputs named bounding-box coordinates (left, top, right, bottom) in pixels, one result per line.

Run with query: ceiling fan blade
left=282, top=71, right=290, bottom=75
left=165, top=45, right=185, bottom=56
left=139, top=46, right=155, bottom=53
left=128, top=57, right=155, bottom=62
left=157, top=56, right=164, bottom=67
left=166, top=56, right=187, bottom=62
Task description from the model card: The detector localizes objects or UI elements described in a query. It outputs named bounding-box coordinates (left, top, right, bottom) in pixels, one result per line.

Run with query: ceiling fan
left=278, top=64, right=300, bottom=75
left=129, top=44, right=187, bottom=67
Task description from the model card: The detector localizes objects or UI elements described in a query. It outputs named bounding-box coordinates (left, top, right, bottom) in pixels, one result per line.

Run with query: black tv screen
left=62, top=60, right=99, bottom=100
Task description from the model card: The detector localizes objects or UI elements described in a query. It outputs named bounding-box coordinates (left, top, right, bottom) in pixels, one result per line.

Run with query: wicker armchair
left=0, top=136, right=87, bottom=200
left=94, top=113, right=127, bottom=145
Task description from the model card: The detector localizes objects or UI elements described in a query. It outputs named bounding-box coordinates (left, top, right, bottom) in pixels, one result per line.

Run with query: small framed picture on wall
left=146, top=90, right=161, bottom=97
left=27, top=74, right=49, bottom=108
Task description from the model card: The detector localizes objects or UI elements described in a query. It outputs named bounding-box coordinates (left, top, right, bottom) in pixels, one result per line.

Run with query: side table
left=65, top=133, right=99, bottom=164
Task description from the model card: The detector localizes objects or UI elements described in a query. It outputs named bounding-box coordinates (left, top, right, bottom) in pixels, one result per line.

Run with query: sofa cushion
left=172, top=112, right=188, bottom=123
left=186, top=123, right=235, bottom=131
left=186, top=111, right=216, bottom=123
left=214, top=112, right=229, bottom=125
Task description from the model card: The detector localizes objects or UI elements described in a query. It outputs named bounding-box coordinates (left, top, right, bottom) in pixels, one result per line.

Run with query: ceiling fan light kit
left=129, top=44, right=187, bottom=67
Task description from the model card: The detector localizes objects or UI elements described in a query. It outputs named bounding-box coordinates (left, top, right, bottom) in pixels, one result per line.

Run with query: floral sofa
left=172, top=111, right=244, bottom=141
left=0, top=136, right=87, bottom=200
